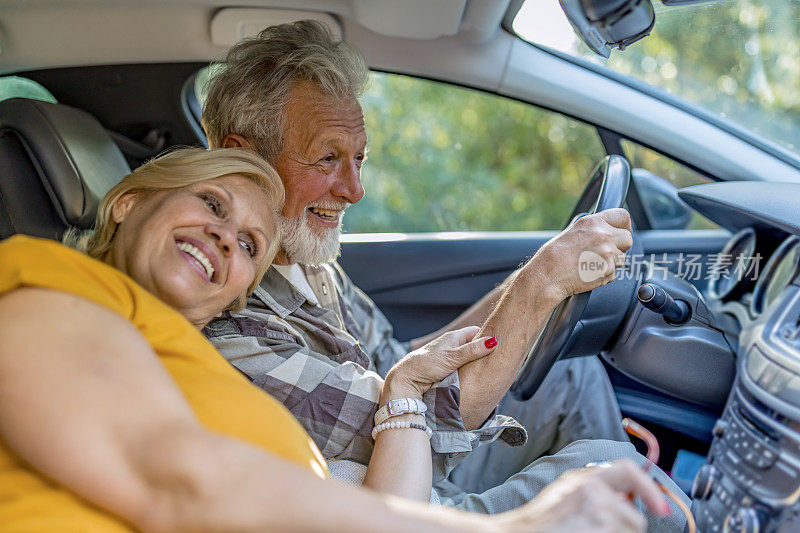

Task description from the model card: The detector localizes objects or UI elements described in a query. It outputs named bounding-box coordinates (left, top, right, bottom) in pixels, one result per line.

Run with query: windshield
left=513, top=0, right=800, bottom=158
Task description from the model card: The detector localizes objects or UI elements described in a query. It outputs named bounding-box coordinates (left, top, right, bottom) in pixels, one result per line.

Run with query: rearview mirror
left=559, top=0, right=723, bottom=58
left=632, top=168, right=692, bottom=230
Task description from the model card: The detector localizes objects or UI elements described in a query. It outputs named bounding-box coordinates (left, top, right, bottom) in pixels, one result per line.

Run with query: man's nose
left=331, top=160, right=365, bottom=204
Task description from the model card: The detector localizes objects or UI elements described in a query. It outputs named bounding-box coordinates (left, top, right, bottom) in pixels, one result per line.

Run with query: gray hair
left=202, top=20, right=369, bottom=164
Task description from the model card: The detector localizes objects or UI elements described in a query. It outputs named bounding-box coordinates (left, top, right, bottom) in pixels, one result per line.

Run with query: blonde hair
left=202, top=20, right=369, bottom=164
left=65, top=147, right=284, bottom=310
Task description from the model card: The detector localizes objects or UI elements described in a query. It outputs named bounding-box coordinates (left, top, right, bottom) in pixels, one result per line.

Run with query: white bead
left=371, top=420, right=434, bottom=441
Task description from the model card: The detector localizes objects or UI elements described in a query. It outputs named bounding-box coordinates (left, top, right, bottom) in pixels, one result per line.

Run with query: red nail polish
left=485, top=337, right=497, bottom=349
left=660, top=501, right=671, bottom=516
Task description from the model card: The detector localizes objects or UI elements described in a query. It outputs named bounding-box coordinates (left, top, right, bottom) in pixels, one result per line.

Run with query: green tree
left=345, top=73, right=605, bottom=233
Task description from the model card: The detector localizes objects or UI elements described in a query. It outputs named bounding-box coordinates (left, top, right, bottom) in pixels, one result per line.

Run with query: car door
left=339, top=71, right=729, bottom=444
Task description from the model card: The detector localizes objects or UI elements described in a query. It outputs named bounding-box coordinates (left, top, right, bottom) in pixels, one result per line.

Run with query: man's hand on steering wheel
left=532, top=208, right=634, bottom=302
left=510, top=154, right=634, bottom=401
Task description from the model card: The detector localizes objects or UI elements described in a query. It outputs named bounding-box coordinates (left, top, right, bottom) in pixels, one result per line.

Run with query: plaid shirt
left=204, top=262, right=526, bottom=485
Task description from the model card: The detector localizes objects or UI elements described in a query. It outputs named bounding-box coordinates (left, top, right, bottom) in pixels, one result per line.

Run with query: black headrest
left=0, top=98, right=130, bottom=239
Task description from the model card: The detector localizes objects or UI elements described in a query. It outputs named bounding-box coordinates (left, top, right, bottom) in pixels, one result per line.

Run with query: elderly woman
left=0, top=147, right=667, bottom=532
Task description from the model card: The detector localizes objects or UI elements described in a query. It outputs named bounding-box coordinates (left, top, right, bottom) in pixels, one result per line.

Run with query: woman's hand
left=383, top=326, right=497, bottom=401
left=366, top=327, right=495, bottom=501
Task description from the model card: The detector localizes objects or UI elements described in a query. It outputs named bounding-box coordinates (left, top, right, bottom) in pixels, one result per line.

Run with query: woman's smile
left=175, top=237, right=219, bottom=283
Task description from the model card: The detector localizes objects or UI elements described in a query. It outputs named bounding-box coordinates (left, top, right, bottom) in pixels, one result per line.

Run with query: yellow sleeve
left=0, top=235, right=136, bottom=319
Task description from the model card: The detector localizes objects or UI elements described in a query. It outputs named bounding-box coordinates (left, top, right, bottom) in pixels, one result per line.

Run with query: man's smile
left=309, top=206, right=340, bottom=220
left=306, top=204, right=347, bottom=229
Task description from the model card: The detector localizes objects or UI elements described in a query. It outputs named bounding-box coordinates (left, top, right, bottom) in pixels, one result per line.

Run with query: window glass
left=0, top=76, right=56, bottom=104
left=513, top=0, right=800, bottom=159
left=194, top=65, right=217, bottom=106
left=622, top=140, right=718, bottom=230
left=345, top=72, right=605, bottom=233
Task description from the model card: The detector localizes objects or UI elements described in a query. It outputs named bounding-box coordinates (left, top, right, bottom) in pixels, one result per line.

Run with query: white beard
left=278, top=206, right=346, bottom=266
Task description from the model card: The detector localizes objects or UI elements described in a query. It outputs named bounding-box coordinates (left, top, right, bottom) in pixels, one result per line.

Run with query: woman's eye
left=322, top=154, right=335, bottom=162
left=239, top=239, right=256, bottom=258
left=202, top=194, right=221, bottom=214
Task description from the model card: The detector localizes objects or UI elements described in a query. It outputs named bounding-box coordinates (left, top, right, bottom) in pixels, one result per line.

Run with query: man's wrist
left=518, top=259, right=566, bottom=308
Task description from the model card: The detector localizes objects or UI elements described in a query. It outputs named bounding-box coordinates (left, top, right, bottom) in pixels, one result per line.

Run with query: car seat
left=0, top=98, right=130, bottom=240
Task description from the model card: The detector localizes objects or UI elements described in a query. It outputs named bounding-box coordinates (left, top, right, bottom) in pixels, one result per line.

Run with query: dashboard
left=679, top=183, right=800, bottom=532
left=707, top=228, right=800, bottom=327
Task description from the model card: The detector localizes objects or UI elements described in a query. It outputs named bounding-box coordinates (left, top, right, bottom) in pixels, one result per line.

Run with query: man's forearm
left=456, top=263, right=563, bottom=430
left=437, top=210, right=634, bottom=429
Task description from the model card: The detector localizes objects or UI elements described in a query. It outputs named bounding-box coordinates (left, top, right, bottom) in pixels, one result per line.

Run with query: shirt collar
left=253, top=266, right=306, bottom=318
left=252, top=263, right=329, bottom=318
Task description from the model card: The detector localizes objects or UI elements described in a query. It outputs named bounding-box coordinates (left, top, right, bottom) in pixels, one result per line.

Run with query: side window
left=345, top=72, right=606, bottom=233
left=622, top=140, right=719, bottom=230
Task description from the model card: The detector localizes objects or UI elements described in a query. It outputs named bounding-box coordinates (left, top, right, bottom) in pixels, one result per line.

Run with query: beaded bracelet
left=371, top=420, right=433, bottom=440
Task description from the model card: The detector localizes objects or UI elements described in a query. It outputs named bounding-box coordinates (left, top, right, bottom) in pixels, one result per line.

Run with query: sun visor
left=210, top=9, right=342, bottom=47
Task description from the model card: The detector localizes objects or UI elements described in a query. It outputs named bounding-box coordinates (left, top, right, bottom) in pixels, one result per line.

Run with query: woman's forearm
left=362, top=379, right=432, bottom=501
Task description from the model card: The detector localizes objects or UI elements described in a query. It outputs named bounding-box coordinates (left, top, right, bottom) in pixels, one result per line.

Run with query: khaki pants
left=437, top=357, right=690, bottom=532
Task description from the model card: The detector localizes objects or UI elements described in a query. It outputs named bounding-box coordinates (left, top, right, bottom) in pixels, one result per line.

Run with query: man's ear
left=220, top=134, right=254, bottom=151
left=111, top=193, right=138, bottom=224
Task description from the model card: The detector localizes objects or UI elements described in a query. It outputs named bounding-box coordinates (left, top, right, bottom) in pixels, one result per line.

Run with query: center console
left=692, top=285, right=800, bottom=532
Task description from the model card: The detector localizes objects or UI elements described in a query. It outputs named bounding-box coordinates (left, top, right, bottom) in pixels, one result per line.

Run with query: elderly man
left=201, top=20, right=685, bottom=523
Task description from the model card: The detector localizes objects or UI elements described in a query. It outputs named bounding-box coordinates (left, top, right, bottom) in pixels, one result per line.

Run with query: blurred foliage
left=345, top=73, right=606, bottom=233
left=623, top=141, right=709, bottom=190
left=622, top=140, right=718, bottom=230
left=346, top=72, right=716, bottom=234
left=348, top=1, right=792, bottom=234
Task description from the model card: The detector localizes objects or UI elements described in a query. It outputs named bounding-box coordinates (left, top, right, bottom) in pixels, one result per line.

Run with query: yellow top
left=0, top=236, right=327, bottom=532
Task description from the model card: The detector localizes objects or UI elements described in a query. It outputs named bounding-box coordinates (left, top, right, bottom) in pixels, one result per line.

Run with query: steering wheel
left=509, top=155, right=631, bottom=401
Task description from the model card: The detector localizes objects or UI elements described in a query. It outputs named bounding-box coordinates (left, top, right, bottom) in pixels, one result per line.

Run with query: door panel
left=340, top=228, right=730, bottom=341
left=341, top=231, right=555, bottom=341
left=340, top=228, right=732, bottom=443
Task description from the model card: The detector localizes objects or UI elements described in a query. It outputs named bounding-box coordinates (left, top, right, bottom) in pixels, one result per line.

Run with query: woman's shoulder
left=0, top=235, right=139, bottom=316
left=0, top=233, right=67, bottom=252
left=1, top=234, right=87, bottom=260
left=0, top=234, right=116, bottom=278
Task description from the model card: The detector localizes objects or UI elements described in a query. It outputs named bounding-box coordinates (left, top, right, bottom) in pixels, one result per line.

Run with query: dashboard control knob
left=713, top=419, right=728, bottom=438
left=692, top=464, right=716, bottom=500
left=723, top=507, right=760, bottom=533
